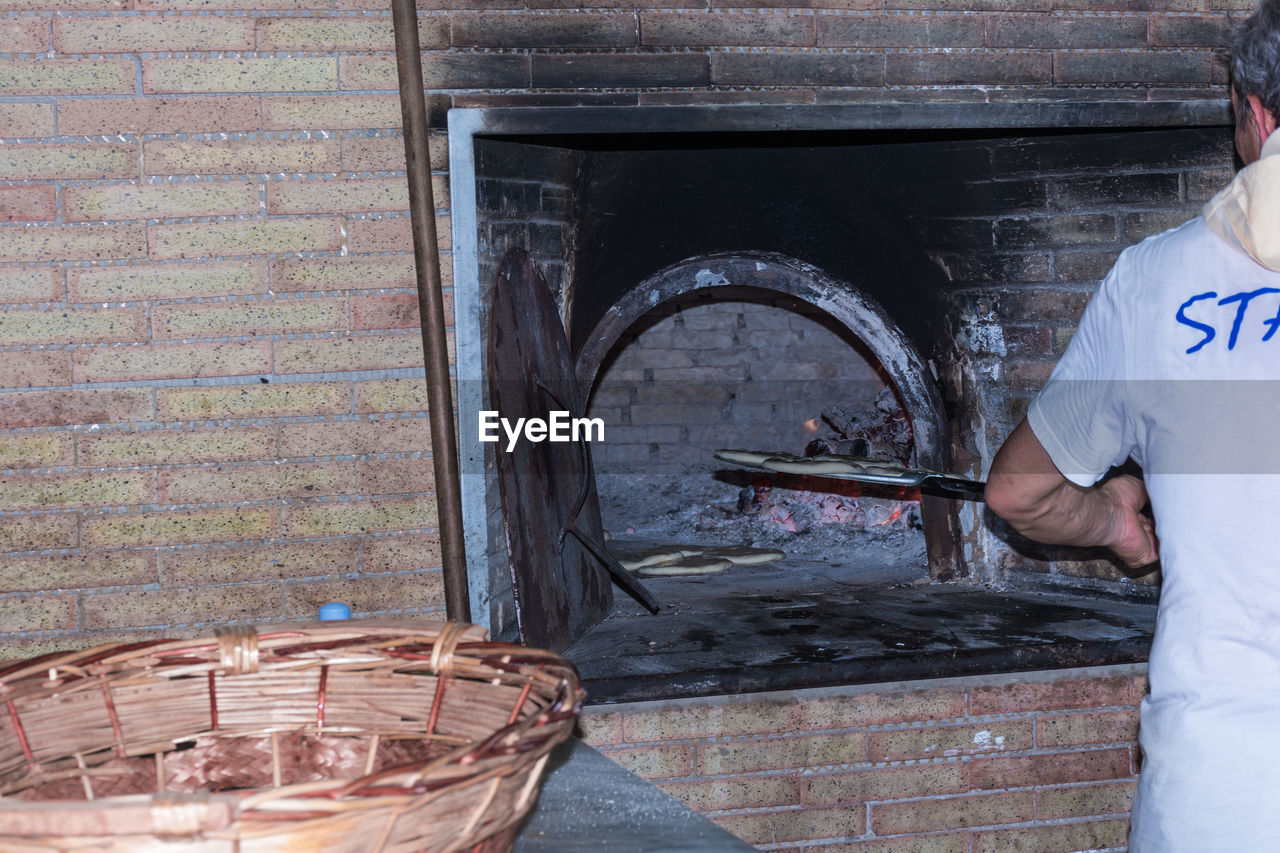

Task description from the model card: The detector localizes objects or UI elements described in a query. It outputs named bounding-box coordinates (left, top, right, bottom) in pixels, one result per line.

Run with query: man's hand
left=987, top=418, right=1159, bottom=569
left=1097, top=474, right=1159, bottom=569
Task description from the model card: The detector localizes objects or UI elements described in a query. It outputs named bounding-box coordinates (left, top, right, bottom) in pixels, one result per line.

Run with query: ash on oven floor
left=565, top=544, right=1157, bottom=705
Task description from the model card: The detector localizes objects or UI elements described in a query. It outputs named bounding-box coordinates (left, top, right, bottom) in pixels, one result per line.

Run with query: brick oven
left=0, top=2, right=1245, bottom=848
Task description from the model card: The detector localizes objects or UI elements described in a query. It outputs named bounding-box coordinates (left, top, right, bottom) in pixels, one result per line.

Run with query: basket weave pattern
left=0, top=621, right=582, bottom=852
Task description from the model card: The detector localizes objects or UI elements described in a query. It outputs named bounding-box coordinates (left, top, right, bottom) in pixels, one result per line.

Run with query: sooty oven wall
left=473, top=121, right=1234, bottom=624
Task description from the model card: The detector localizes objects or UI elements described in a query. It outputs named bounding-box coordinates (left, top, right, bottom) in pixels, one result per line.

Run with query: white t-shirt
left=1029, top=215, right=1280, bottom=852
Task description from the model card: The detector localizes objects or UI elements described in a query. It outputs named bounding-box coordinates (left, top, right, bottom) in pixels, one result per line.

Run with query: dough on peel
left=700, top=545, right=785, bottom=565
left=763, top=458, right=858, bottom=475
left=636, top=556, right=733, bottom=577
left=613, top=546, right=704, bottom=571
left=715, top=449, right=777, bottom=467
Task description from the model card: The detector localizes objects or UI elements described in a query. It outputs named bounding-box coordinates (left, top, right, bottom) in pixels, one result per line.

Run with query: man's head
left=1232, top=0, right=1280, bottom=163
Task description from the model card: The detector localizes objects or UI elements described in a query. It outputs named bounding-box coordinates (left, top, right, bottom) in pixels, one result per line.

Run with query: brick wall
left=580, top=664, right=1145, bottom=851
left=0, top=2, right=1241, bottom=663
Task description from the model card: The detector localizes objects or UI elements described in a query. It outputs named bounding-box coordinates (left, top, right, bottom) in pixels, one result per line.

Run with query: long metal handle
left=392, top=0, right=469, bottom=621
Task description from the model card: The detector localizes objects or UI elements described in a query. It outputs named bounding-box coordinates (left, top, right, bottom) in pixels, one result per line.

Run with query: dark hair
left=1233, top=0, right=1280, bottom=118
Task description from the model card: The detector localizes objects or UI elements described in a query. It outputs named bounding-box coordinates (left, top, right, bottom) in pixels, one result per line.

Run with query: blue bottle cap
left=318, top=601, right=351, bottom=621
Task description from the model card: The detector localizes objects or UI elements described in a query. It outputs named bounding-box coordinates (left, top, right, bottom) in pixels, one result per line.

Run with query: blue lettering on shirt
left=1176, top=287, right=1280, bottom=353
left=1175, top=291, right=1218, bottom=354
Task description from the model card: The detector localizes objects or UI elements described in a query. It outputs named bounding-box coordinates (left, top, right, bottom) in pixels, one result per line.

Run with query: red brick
left=868, top=721, right=1034, bottom=762
left=344, top=215, right=450, bottom=255
left=987, top=13, right=1147, bottom=48
left=969, top=747, right=1134, bottom=790
left=159, top=460, right=358, bottom=504
left=0, top=103, right=54, bottom=139
left=887, top=50, right=1050, bottom=86
left=0, top=388, right=152, bottom=428
left=81, top=582, right=283, bottom=630
left=273, top=334, right=427, bottom=375
left=339, top=135, right=414, bottom=171
left=968, top=675, right=1132, bottom=715
left=453, top=11, right=636, bottom=47
left=282, top=570, right=444, bottom=620
left=871, top=790, right=1033, bottom=834
left=816, top=834, right=971, bottom=853
left=279, top=418, right=431, bottom=458
left=362, top=534, right=442, bottom=572
left=358, top=457, right=435, bottom=496
left=1055, top=50, right=1227, bottom=86
left=59, top=96, right=262, bottom=136
left=351, top=293, right=425, bottom=330
left=0, top=186, right=55, bottom=221
left=819, top=12, right=986, bottom=47
left=339, top=53, right=530, bottom=91
left=532, top=52, right=706, bottom=88
left=643, top=12, right=813, bottom=47
left=4, top=17, right=48, bottom=53
left=73, top=341, right=270, bottom=382
left=0, top=350, right=69, bottom=389
left=1036, top=711, right=1139, bottom=748
left=0, top=513, right=78, bottom=554
left=712, top=50, right=883, bottom=87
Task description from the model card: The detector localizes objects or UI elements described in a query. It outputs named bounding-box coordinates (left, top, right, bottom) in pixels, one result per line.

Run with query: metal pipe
left=391, top=0, right=470, bottom=622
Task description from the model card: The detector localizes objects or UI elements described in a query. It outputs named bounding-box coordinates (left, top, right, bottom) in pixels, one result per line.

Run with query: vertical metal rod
left=392, top=0, right=470, bottom=622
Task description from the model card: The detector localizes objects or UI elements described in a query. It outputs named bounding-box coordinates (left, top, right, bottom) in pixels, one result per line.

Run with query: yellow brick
left=0, top=551, right=156, bottom=593
left=279, top=418, right=431, bottom=458
left=69, top=261, right=267, bottom=302
left=269, top=255, right=415, bottom=292
left=600, top=744, right=691, bottom=779
left=79, top=427, right=275, bottom=467
left=0, top=102, right=55, bottom=138
left=145, top=138, right=341, bottom=175
left=274, top=334, right=426, bottom=375
left=624, top=700, right=799, bottom=742
left=712, top=806, right=866, bottom=846
left=868, top=721, right=1035, bottom=761
left=160, top=461, right=357, bottom=504
left=802, top=687, right=967, bottom=729
left=5, top=18, right=48, bottom=53
left=658, top=776, right=799, bottom=813
left=339, top=135, right=410, bottom=172
left=5, top=224, right=147, bottom=263
left=261, top=94, right=403, bottom=131
left=73, top=341, right=270, bottom=382
left=973, top=818, right=1129, bottom=853
left=158, top=381, right=349, bottom=420
left=0, top=59, right=133, bottom=95
left=0, top=595, right=76, bottom=633
left=161, top=538, right=361, bottom=585
left=0, top=307, right=145, bottom=345
left=828, top=833, right=971, bottom=853
left=0, top=268, right=61, bottom=303
left=153, top=298, right=345, bottom=339
left=347, top=214, right=450, bottom=255
left=260, top=16, right=446, bottom=51
left=362, top=533, right=441, bottom=572
left=284, top=496, right=438, bottom=538
left=84, top=506, right=278, bottom=548
left=63, top=181, right=260, bottom=222
left=354, top=378, right=430, bottom=414
left=0, top=513, right=77, bottom=553
left=872, top=790, right=1033, bottom=835
left=0, top=143, right=136, bottom=180
left=54, top=16, right=253, bottom=53
left=149, top=218, right=343, bottom=259
left=144, top=58, right=338, bottom=94
left=0, top=0, right=124, bottom=9
left=0, top=434, right=73, bottom=468
left=267, top=177, right=409, bottom=215
left=577, top=710, right=623, bottom=746
left=698, top=733, right=867, bottom=775
left=1035, top=781, right=1135, bottom=820
left=82, top=582, right=284, bottom=629
left=0, top=471, right=151, bottom=509
left=282, top=569, right=444, bottom=620
left=805, top=763, right=969, bottom=806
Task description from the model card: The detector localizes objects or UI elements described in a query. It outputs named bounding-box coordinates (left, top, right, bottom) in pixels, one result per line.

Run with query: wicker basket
left=0, top=621, right=583, bottom=852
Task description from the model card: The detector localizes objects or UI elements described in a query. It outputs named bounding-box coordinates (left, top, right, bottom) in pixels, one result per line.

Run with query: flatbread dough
left=636, top=556, right=732, bottom=577
left=715, top=449, right=777, bottom=467
left=763, top=458, right=859, bottom=475
left=612, top=546, right=704, bottom=571
left=700, top=545, right=785, bottom=565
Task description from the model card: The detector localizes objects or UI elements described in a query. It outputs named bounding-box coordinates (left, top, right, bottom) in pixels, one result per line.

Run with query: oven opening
left=450, top=105, right=1216, bottom=703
